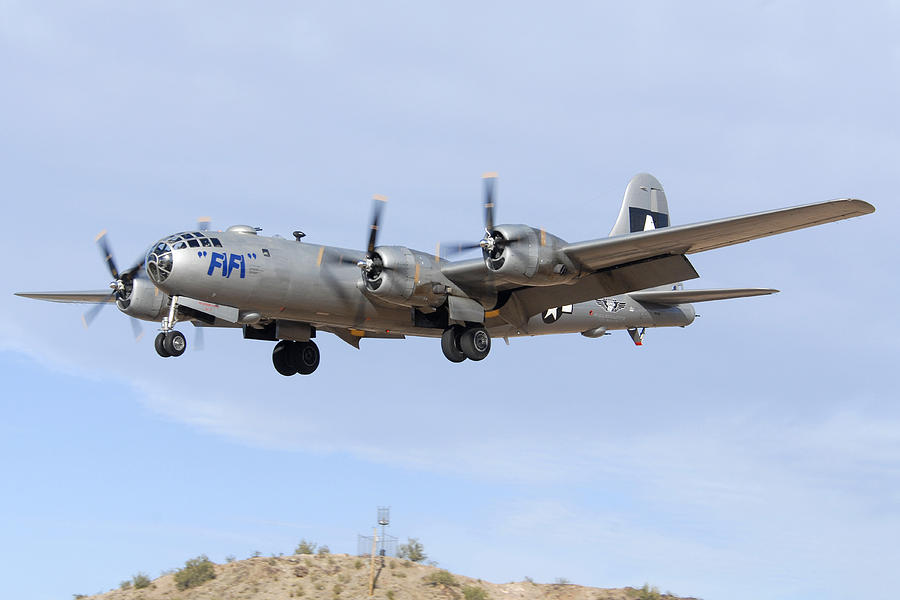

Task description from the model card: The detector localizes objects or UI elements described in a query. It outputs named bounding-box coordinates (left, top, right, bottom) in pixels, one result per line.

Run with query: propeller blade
left=318, top=247, right=366, bottom=267
left=121, top=262, right=144, bottom=281
left=194, top=325, right=205, bottom=351
left=197, top=217, right=211, bottom=231
left=367, top=194, right=387, bottom=255
left=88, top=230, right=148, bottom=337
left=129, top=317, right=143, bottom=341
left=482, top=172, right=497, bottom=232
left=95, top=230, right=120, bottom=280
left=438, top=241, right=483, bottom=257
left=82, top=293, right=115, bottom=328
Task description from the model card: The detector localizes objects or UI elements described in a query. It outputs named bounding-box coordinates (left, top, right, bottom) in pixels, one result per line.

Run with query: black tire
left=154, top=332, right=171, bottom=358
left=163, top=330, right=186, bottom=357
left=291, top=340, right=320, bottom=375
left=441, top=327, right=466, bottom=363
left=459, top=327, right=491, bottom=361
left=272, top=340, right=296, bottom=376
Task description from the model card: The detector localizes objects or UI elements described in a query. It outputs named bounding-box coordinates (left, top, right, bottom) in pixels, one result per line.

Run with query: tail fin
left=609, top=173, right=670, bottom=237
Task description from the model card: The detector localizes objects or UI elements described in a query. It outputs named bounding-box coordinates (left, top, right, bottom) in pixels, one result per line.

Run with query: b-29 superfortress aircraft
left=16, top=173, right=874, bottom=376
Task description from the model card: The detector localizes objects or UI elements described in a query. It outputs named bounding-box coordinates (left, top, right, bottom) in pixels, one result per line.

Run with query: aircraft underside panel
left=498, top=253, right=699, bottom=327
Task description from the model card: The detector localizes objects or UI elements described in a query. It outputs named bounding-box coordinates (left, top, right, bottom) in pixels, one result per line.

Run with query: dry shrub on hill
left=173, top=555, right=216, bottom=590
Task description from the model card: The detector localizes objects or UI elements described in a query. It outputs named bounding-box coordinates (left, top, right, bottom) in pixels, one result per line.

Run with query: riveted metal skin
left=17, top=172, right=873, bottom=371
left=483, top=224, right=579, bottom=286
left=116, top=278, right=168, bottom=321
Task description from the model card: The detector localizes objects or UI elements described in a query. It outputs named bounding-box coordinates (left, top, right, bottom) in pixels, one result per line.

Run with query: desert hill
left=82, top=553, right=695, bottom=600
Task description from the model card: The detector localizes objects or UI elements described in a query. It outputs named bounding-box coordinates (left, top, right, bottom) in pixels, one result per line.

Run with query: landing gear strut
left=272, top=340, right=321, bottom=376
left=155, top=296, right=187, bottom=358
left=441, top=326, right=491, bottom=362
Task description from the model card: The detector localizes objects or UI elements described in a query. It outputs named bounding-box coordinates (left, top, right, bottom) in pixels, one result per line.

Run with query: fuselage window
left=200, top=238, right=211, bottom=247
left=183, top=233, right=194, bottom=239
left=187, top=239, right=200, bottom=248
left=211, top=238, right=222, bottom=247
left=173, top=241, right=186, bottom=249
left=262, top=248, right=270, bottom=257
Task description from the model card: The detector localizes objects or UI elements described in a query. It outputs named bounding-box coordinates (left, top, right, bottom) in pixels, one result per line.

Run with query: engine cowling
left=116, top=278, right=168, bottom=321
left=484, top=224, right=579, bottom=286
left=360, top=246, right=449, bottom=309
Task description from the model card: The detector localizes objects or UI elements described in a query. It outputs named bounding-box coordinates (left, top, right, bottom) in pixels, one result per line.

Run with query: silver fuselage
left=148, top=229, right=694, bottom=338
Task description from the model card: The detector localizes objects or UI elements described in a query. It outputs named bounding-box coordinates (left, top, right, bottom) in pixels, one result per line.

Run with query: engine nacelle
left=361, top=246, right=449, bottom=309
left=485, top=224, right=579, bottom=286
left=117, top=278, right=168, bottom=321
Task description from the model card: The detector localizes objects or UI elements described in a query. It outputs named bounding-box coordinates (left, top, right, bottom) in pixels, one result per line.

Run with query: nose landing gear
left=155, top=330, right=186, bottom=357
left=154, top=295, right=187, bottom=358
left=272, top=340, right=321, bottom=376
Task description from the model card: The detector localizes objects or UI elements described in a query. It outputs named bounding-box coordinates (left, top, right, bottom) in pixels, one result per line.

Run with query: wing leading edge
left=563, top=198, right=874, bottom=271
left=629, top=288, right=779, bottom=305
left=15, top=291, right=116, bottom=304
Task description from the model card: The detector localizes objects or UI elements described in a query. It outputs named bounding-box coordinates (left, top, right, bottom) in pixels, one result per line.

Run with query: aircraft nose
left=146, top=240, right=174, bottom=284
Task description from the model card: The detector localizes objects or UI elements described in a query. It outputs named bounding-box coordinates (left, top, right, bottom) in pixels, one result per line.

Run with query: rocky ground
left=81, top=553, right=696, bottom=600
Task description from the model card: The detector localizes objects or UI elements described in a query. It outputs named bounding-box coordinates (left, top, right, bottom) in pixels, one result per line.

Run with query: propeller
left=85, top=218, right=212, bottom=340
left=440, top=172, right=512, bottom=260
left=192, top=217, right=212, bottom=345
left=319, top=194, right=391, bottom=279
left=355, top=194, right=388, bottom=279
left=82, top=230, right=145, bottom=339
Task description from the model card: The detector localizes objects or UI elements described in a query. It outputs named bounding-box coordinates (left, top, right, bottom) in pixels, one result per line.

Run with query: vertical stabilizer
left=609, top=173, right=670, bottom=237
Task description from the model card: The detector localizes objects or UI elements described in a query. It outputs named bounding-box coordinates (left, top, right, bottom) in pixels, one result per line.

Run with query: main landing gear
left=441, top=325, right=491, bottom=362
left=272, top=340, right=321, bottom=376
left=155, top=296, right=187, bottom=358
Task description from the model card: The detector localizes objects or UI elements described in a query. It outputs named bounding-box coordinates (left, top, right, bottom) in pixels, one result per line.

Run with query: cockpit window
left=163, top=231, right=217, bottom=250
left=146, top=241, right=173, bottom=284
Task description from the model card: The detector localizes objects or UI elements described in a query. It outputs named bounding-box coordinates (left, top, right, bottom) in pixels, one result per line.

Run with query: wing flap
left=15, top=291, right=115, bottom=304
left=563, top=199, right=874, bottom=271
left=499, top=254, right=699, bottom=326
left=629, top=287, right=778, bottom=305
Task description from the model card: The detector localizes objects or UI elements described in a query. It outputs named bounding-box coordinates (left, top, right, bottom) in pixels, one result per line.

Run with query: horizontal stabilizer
left=15, top=291, right=115, bottom=304
left=630, top=287, right=778, bottom=305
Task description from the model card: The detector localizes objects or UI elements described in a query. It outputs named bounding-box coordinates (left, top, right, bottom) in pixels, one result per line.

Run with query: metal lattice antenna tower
left=377, top=507, right=390, bottom=556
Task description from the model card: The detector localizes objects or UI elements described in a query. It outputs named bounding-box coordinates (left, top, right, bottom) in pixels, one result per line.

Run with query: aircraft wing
left=442, top=198, right=872, bottom=327
left=629, top=288, right=778, bottom=305
left=440, top=259, right=518, bottom=292
left=562, top=198, right=874, bottom=271
left=15, top=291, right=115, bottom=304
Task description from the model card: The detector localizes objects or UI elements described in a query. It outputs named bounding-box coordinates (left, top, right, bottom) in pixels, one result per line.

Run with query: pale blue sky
left=1, top=2, right=898, bottom=599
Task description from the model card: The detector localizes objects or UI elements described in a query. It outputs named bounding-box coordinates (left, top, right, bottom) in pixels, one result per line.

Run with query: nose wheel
left=155, top=330, right=186, bottom=358
left=154, top=295, right=188, bottom=358
left=272, top=340, right=321, bottom=376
